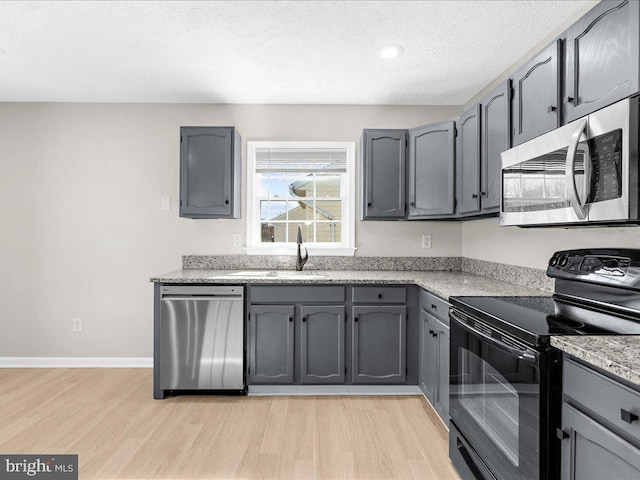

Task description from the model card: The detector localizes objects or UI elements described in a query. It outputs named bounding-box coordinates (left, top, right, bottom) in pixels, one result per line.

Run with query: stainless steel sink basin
left=226, top=270, right=324, bottom=280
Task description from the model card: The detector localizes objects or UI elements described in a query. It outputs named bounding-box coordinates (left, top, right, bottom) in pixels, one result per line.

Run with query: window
left=246, top=141, right=355, bottom=255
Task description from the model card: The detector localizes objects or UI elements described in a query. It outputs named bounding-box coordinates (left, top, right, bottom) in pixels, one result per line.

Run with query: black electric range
left=448, top=249, right=640, bottom=480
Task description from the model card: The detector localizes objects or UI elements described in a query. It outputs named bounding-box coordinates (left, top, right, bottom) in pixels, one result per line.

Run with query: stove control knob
left=549, top=256, right=558, bottom=267
left=559, top=256, right=569, bottom=268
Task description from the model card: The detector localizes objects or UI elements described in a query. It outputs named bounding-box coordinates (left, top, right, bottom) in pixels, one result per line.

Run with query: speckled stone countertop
left=551, top=336, right=640, bottom=387
left=150, top=269, right=546, bottom=300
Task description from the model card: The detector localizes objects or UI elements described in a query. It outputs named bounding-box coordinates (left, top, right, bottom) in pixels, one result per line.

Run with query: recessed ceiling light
left=379, top=45, right=404, bottom=59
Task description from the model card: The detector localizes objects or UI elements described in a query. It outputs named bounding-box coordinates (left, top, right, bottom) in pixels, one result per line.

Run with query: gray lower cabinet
left=563, top=0, right=639, bottom=124
left=407, top=121, right=456, bottom=219
left=455, top=105, right=481, bottom=216
left=511, top=40, right=560, bottom=146
left=300, top=305, right=345, bottom=384
left=560, top=358, right=640, bottom=479
left=249, top=305, right=295, bottom=384
left=419, top=289, right=450, bottom=424
left=361, top=129, right=408, bottom=220
left=179, top=126, right=241, bottom=219
left=480, top=80, right=511, bottom=213
left=352, top=305, right=406, bottom=384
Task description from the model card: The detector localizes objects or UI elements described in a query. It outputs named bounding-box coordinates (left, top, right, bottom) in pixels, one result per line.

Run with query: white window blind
left=255, top=148, right=348, bottom=173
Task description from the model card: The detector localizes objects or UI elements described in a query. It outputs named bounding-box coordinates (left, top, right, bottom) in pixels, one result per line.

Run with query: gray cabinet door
left=481, top=81, right=511, bottom=213
left=300, top=306, right=345, bottom=384
left=564, top=0, right=639, bottom=123
left=180, top=126, right=240, bottom=219
left=249, top=305, right=294, bottom=384
left=561, top=403, right=640, bottom=480
left=434, top=318, right=450, bottom=424
left=511, top=41, right=560, bottom=146
left=352, top=305, right=406, bottom=384
left=408, top=121, right=456, bottom=218
left=456, top=106, right=481, bottom=215
left=419, top=309, right=436, bottom=403
left=361, top=129, right=407, bottom=220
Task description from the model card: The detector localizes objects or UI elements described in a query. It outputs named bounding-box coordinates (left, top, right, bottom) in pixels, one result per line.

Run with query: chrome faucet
left=296, top=225, right=309, bottom=271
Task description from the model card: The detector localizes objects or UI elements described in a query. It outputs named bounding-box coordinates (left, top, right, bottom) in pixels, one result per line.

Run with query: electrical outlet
left=232, top=234, right=242, bottom=248
left=161, top=196, right=171, bottom=210
left=72, top=318, right=83, bottom=333
left=422, top=234, right=432, bottom=249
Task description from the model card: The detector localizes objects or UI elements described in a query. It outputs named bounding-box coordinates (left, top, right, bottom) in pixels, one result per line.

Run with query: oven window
left=459, top=349, right=520, bottom=466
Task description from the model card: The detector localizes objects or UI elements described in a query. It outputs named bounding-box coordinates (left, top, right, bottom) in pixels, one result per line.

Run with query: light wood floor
left=0, top=369, right=460, bottom=480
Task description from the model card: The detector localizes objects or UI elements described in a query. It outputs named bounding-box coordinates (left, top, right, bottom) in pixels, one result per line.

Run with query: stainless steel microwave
left=500, top=97, right=639, bottom=227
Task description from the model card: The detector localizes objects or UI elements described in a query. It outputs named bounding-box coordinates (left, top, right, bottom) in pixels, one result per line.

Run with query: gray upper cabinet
left=352, top=305, right=406, bottom=384
left=564, top=0, right=640, bottom=123
left=480, top=81, right=511, bottom=213
left=249, top=305, right=294, bottom=384
left=456, top=106, right=481, bottom=216
left=361, top=129, right=407, bottom=220
left=407, top=121, right=456, bottom=219
left=511, top=40, right=560, bottom=146
left=180, top=126, right=241, bottom=219
left=300, top=306, right=345, bottom=384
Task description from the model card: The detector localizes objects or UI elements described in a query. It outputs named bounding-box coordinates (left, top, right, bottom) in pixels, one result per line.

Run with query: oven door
left=449, top=309, right=541, bottom=480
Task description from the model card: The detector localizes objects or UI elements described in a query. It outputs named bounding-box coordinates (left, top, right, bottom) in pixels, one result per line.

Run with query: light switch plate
left=161, top=196, right=171, bottom=210
left=232, top=234, right=242, bottom=248
left=422, top=234, right=432, bottom=249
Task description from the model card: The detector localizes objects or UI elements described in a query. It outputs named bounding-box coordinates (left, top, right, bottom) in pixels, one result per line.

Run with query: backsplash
left=461, top=258, right=554, bottom=293
left=183, top=255, right=461, bottom=271
left=182, top=255, right=553, bottom=292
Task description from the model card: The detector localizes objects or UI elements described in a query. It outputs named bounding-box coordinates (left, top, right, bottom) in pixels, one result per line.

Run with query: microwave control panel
left=587, top=128, right=623, bottom=204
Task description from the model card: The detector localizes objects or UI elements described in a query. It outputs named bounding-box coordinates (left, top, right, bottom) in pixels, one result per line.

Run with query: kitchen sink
left=226, top=270, right=325, bottom=280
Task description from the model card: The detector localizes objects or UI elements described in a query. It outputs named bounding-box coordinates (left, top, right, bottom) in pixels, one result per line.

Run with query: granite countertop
left=551, top=336, right=640, bottom=387
left=150, top=269, right=546, bottom=300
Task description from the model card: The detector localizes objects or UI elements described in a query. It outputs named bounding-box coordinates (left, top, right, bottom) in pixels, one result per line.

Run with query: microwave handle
left=566, top=118, right=588, bottom=220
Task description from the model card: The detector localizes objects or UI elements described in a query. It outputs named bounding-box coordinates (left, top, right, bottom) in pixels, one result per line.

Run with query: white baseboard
left=0, top=357, right=153, bottom=368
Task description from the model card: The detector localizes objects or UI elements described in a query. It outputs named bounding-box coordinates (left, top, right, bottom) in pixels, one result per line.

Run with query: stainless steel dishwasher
left=157, top=285, right=245, bottom=397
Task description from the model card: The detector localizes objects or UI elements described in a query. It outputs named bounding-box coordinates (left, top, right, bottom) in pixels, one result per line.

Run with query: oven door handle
left=450, top=311, right=539, bottom=366
left=565, top=117, right=588, bottom=220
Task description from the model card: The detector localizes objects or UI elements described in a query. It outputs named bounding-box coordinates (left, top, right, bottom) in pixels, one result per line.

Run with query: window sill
left=246, top=246, right=357, bottom=257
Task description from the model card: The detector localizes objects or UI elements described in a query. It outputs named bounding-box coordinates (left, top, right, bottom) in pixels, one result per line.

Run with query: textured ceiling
left=0, top=1, right=594, bottom=105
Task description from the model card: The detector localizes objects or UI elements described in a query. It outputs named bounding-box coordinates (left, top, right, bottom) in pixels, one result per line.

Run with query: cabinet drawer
left=419, top=289, right=449, bottom=323
left=249, top=286, right=345, bottom=304
left=351, top=286, right=406, bottom=304
left=564, top=358, right=640, bottom=444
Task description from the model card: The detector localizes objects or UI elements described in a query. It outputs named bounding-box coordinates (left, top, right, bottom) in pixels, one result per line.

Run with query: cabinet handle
left=377, top=294, right=382, bottom=299
left=429, top=329, right=435, bottom=335
left=480, top=191, right=486, bottom=196
left=556, top=428, right=569, bottom=440
left=409, top=202, right=415, bottom=207
left=289, top=317, right=293, bottom=322
left=621, top=409, right=639, bottom=424
left=431, top=304, right=437, bottom=310
left=471, top=194, right=478, bottom=199
left=367, top=202, right=372, bottom=207
left=354, top=316, right=359, bottom=322
left=564, top=96, right=574, bottom=104
left=547, top=106, right=557, bottom=113
left=302, top=316, right=307, bottom=322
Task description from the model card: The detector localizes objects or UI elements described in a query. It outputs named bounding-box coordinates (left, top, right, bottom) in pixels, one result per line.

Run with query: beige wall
left=0, top=102, right=462, bottom=358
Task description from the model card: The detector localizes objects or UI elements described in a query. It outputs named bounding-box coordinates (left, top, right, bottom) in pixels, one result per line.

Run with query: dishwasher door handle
left=161, top=295, right=242, bottom=302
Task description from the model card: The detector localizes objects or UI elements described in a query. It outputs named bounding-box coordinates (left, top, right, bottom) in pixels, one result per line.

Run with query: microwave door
left=500, top=121, right=589, bottom=226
